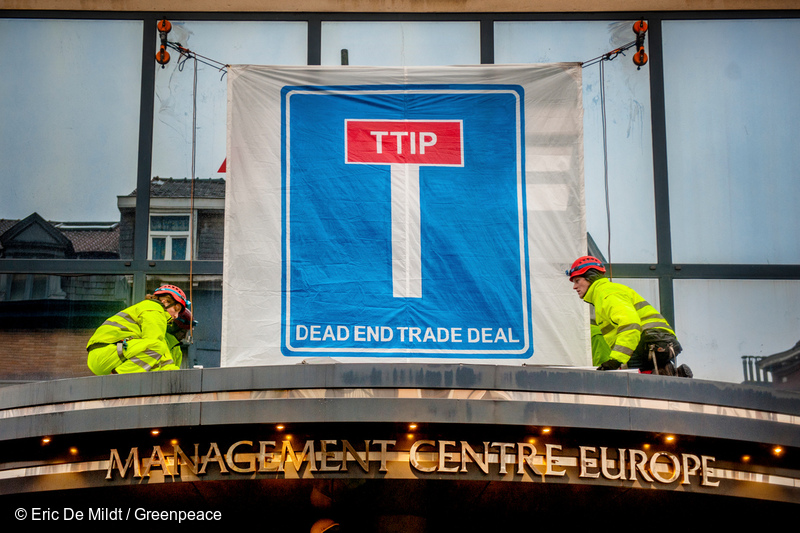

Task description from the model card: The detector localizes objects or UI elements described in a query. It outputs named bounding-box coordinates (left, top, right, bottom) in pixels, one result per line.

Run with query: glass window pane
left=31, top=275, right=48, bottom=300
left=614, top=277, right=660, bottom=310
left=148, top=21, right=306, bottom=261
left=674, top=279, right=800, bottom=384
left=664, top=19, right=800, bottom=264
left=8, top=275, right=27, bottom=301
left=495, top=21, right=656, bottom=263
left=321, top=22, right=480, bottom=66
left=0, top=19, right=142, bottom=258
left=0, top=274, right=133, bottom=383
left=151, top=215, right=190, bottom=232
left=171, top=237, right=187, bottom=260
left=152, top=237, right=166, bottom=260
left=153, top=21, right=308, bottom=179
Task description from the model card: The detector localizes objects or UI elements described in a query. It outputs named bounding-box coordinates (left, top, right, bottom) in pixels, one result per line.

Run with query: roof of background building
left=59, top=225, right=120, bottom=255
left=126, top=177, right=226, bottom=199
left=1, top=178, right=228, bottom=256
left=0, top=215, right=119, bottom=256
left=758, top=340, right=800, bottom=374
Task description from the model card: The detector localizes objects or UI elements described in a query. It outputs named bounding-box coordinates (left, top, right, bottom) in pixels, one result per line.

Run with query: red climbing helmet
left=154, top=284, right=190, bottom=310
left=566, top=256, right=606, bottom=280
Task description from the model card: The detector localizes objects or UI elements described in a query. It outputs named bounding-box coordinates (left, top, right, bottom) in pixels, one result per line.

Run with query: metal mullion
left=608, top=263, right=800, bottom=280
left=643, top=16, right=677, bottom=326
left=0, top=259, right=223, bottom=275
left=480, top=16, right=494, bottom=64
left=669, top=264, right=800, bottom=280
left=130, top=15, right=159, bottom=299
left=307, top=14, right=321, bottom=65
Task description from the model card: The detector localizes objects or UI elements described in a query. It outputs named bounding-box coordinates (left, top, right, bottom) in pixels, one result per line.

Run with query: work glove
left=597, top=359, right=622, bottom=371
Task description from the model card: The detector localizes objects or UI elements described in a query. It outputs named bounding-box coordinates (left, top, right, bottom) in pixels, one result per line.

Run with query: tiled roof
left=127, top=177, right=226, bottom=199
left=0, top=220, right=16, bottom=237
left=62, top=226, right=120, bottom=254
left=0, top=218, right=119, bottom=256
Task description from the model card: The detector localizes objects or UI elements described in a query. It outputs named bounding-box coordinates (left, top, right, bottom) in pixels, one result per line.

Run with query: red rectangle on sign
left=345, top=120, right=463, bottom=166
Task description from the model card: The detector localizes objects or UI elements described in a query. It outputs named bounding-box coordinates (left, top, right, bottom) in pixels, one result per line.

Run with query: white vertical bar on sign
left=391, top=163, right=422, bottom=298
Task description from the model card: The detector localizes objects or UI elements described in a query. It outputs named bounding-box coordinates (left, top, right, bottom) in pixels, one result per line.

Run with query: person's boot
left=677, top=364, right=693, bottom=378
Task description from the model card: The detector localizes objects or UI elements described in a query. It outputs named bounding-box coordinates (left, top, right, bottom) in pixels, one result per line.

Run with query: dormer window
left=149, top=214, right=191, bottom=260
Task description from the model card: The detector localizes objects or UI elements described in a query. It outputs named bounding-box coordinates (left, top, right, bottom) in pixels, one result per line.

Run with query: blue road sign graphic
left=281, top=85, right=532, bottom=358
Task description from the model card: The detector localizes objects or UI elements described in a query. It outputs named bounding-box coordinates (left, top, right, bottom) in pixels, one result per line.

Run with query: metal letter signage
left=283, top=86, right=530, bottom=358
left=223, top=65, right=587, bottom=367
left=105, top=436, right=723, bottom=490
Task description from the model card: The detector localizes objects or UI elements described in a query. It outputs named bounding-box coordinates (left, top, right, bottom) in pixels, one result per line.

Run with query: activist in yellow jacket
left=86, top=298, right=179, bottom=375
left=590, top=322, right=612, bottom=366
left=583, top=277, right=676, bottom=368
left=166, top=332, right=183, bottom=369
left=163, top=306, right=197, bottom=370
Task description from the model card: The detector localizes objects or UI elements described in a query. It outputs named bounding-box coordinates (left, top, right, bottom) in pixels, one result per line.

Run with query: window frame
left=148, top=213, right=193, bottom=261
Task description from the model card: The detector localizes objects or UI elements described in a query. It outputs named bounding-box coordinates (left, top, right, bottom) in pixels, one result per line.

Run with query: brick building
left=117, top=177, right=225, bottom=260
left=0, top=178, right=225, bottom=384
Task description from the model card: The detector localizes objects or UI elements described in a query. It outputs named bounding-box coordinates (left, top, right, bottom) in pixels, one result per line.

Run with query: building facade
left=3, top=2, right=799, bottom=386
left=1, top=1, right=799, bottom=526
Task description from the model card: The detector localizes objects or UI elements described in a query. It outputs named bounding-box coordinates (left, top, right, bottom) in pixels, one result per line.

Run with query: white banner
left=222, top=64, right=588, bottom=367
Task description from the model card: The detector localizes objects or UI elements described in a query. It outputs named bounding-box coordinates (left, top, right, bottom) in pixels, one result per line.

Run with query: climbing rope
left=580, top=19, right=649, bottom=279
left=155, top=18, right=231, bottom=344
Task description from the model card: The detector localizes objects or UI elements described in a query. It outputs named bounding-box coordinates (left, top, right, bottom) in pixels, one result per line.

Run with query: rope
left=580, top=40, right=640, bottom=279
left=581, top=40, right=637, bottom=69
left=599, top=59, right=613, bottom=279
left=165, top=41, right=227, bottom=344
left=188, top=53, right=197, bottom=344
left=154, top=24, right=231, bottom=350
left=169, top=42, right=229, bottom=79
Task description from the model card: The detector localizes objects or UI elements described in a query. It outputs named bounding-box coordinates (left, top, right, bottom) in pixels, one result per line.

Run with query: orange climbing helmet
left=154, top=284, right=190, bottom=310
left=566, top=256, right=606, bottom=281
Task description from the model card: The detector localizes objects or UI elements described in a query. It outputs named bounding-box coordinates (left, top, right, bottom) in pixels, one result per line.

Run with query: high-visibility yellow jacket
left=165, top=332, right=183, bottom=369
left=583, top=278, right=675, bottom=365
left=590, top=323, right=612, bottom=366
left=86, top=299, right=175, bottom=374
left=87, top=299, right=170, bottom=347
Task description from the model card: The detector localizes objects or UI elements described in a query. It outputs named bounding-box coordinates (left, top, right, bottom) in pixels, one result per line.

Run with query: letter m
left=279, top=440, right=318, bottom=472
left=106, top=447, right=142, bottom=479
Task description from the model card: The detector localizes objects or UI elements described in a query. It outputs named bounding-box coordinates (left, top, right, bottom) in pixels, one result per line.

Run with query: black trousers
left=627, top=329, right=683, bottom=370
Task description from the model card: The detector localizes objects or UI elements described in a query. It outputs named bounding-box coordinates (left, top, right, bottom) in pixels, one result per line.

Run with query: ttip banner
left=222, top=65, right=588, bottom=367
